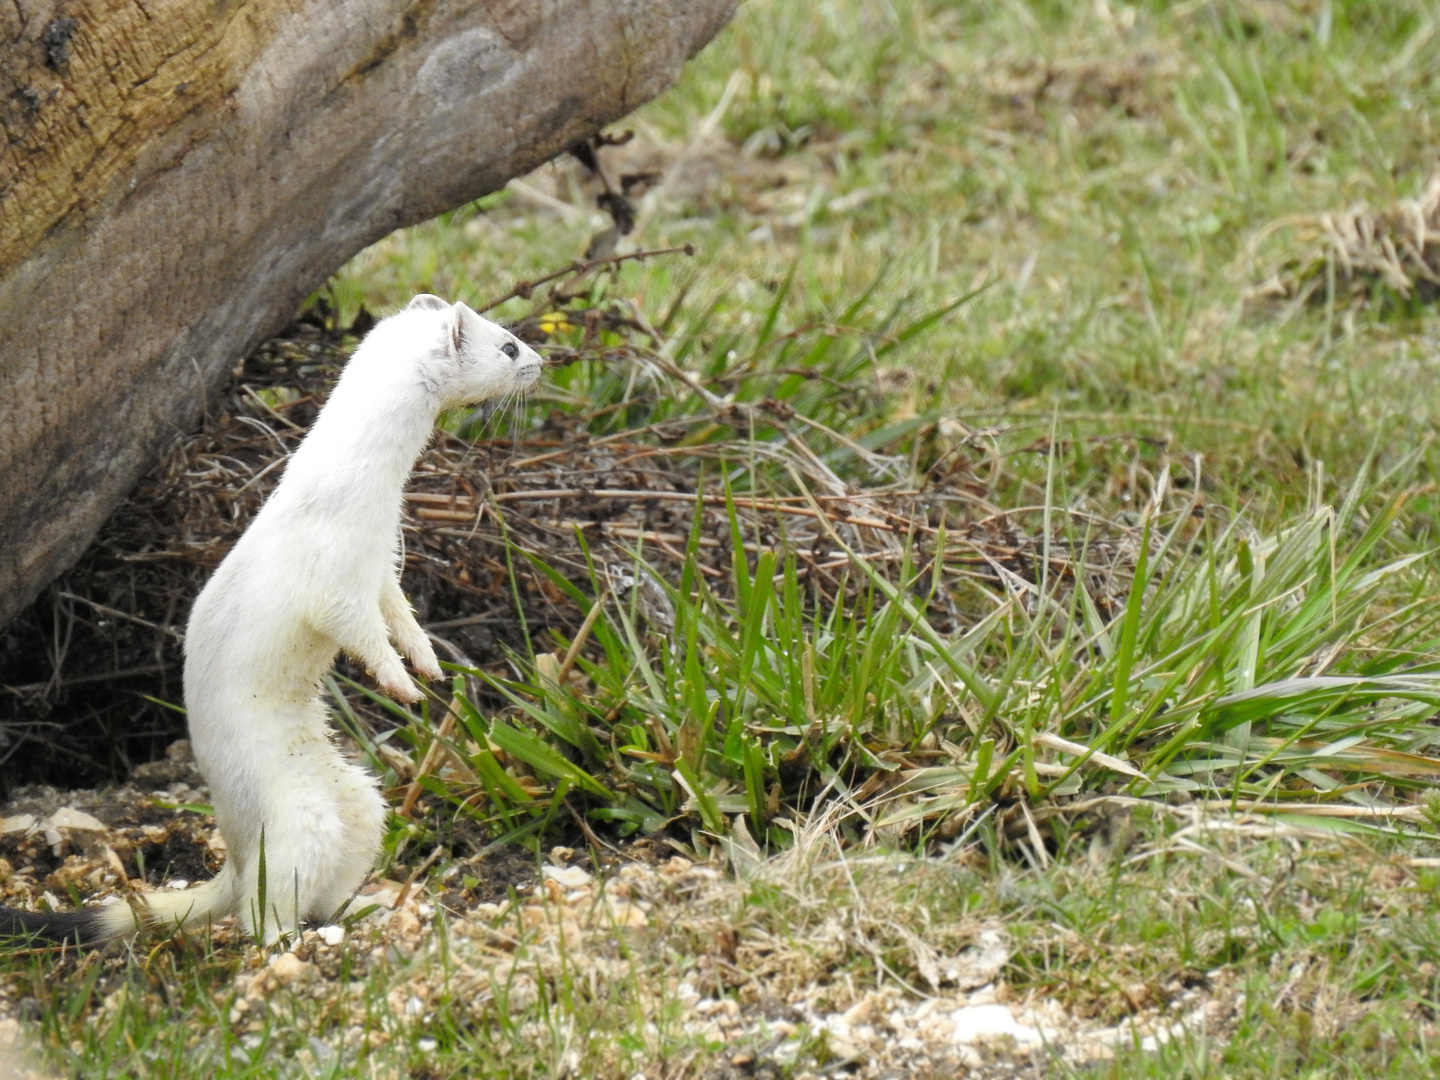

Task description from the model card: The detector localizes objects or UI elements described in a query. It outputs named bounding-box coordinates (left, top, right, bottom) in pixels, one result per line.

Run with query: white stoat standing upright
left=0, top=295, right=542, bottom=945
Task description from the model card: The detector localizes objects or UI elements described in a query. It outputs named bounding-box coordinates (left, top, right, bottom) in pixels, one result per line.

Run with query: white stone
left=267, top=952, right=313, bottom=984
left=542, top=865, right=592, bottom=888
left=48, top=807, right=107, bottom=832
left=676, top=979, right=701, bottom=1011
left=950, top=1003, right=1042, bottom=1046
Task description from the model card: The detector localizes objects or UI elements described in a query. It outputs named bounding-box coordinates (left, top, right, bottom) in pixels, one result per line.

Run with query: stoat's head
left=407, top=293, right=543, bottom=409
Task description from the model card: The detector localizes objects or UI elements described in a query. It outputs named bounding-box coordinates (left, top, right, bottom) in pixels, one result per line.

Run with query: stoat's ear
left=448, top=300, right=475, bottom=354
left=408, top=293, right=449, bottom=312
left=443, top=300, right=483, bottom=355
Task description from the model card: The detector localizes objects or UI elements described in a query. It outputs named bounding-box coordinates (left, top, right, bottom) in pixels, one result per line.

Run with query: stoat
left=1, top=295, right=541, bottom=945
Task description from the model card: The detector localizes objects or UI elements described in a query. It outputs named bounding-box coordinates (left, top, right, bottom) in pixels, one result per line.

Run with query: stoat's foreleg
left=380, top=573, right=442, bottom=681
left=321, top=598, right=422, bottom=703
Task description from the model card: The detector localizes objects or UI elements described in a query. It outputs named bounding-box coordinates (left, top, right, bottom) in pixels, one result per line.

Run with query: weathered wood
left=0, top=0, right=734, bottom=628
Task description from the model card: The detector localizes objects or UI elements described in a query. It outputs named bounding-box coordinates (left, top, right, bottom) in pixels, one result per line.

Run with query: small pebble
left=542, top=865, right=592, bottom=889
left=268, top=952, right=313, bottom=985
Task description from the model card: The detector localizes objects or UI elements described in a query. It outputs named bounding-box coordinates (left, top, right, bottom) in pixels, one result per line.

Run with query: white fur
left=97, top=296, right=541, bottom=942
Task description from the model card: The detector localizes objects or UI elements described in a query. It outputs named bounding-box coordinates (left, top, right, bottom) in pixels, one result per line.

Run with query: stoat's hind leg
left=234, top=738, right=386, bottom=942
left=380, top=573, right=442, bottom=682
left=306, top=754, right=387, bottom=922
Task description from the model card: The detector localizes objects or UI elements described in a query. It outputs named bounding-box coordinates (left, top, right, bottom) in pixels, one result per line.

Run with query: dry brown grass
left=1249, top=174, right=1440, bottom=309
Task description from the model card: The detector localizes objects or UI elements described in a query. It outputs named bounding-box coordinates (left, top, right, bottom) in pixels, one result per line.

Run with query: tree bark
left=0, top=0, right=734, bottom=628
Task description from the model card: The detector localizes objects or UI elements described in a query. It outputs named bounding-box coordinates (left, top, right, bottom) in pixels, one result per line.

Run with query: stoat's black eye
left=501, top=341, right=519, bottom=360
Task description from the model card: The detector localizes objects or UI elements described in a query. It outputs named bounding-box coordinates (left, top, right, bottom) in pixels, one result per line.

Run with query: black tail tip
left=0, top=905, right=107, bottom=947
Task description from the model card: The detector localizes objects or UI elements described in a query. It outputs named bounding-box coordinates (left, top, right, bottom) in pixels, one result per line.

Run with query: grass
left=10, top=0, right=1440, bottom=1075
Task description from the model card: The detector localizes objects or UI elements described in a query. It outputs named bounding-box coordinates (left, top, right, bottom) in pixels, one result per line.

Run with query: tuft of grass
left=1248, top=173, right=1440, bottom=314
left=386, top=430, right=1440, bottom=859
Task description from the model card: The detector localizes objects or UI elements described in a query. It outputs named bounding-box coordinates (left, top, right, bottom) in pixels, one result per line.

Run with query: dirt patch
left=0, top=740, right=214, bottom=913
left=978, top=51, right=1184, bottom=133
left=434, top=843, right=540, bottom=910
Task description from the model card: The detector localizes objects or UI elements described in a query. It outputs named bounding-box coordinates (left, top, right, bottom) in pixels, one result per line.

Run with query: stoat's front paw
left=408, top=642, right=443, bottom=683
left=390, top=622, right=442, bottom=682
left=374, top=659, right=423, bottom=704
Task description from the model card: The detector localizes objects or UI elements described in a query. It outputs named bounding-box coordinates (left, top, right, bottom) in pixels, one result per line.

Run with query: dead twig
left=477, top=245, right=695, bottom=313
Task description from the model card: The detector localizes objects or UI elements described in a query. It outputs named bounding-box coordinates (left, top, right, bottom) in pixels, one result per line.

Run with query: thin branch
left=477, top=245, right=695, bottom=313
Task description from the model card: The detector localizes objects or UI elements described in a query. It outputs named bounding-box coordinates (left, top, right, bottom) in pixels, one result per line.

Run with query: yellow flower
left=537, top=311, right=573, bottom=336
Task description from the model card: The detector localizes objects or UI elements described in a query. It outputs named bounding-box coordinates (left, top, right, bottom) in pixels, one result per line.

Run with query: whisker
left=510, top=390, right=525, bottom=452
left=483, top=389, right=513, bottom=442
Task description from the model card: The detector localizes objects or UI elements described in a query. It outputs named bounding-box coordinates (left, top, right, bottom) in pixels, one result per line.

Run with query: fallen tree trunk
left=0, top=0, right=734, bottom=628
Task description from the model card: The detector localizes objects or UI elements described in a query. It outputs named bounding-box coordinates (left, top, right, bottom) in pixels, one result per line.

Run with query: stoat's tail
left=0, top=904, right=109, bottom=946
left=0, top=864, right=238, bottom=947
